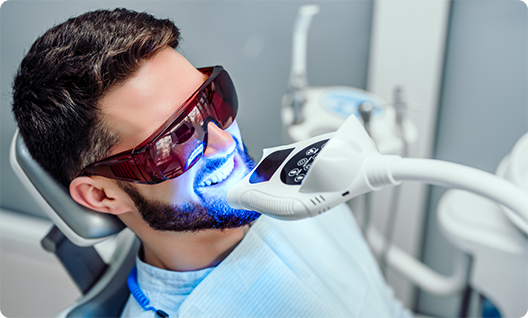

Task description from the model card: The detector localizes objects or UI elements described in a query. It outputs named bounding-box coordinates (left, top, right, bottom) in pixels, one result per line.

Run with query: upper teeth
left=199, top=158, right=235, bottom=187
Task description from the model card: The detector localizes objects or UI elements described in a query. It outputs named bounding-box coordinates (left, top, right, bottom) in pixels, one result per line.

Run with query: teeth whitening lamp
left=227, top=114, right=528, bottom=233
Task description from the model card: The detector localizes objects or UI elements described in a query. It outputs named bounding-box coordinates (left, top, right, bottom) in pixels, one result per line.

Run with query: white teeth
left=199, top=158, right=235, bottom=187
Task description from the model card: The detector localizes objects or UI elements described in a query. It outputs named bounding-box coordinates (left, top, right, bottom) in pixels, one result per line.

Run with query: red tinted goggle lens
left=80, top=66, right=238, bottom=184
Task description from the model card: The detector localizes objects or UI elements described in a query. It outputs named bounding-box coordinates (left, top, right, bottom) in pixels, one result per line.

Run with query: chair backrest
left=10, top=130, right=138, bottom=317
left=10, top=130, right=125, bottom=246
left=57, top=228, right=139, bottom=318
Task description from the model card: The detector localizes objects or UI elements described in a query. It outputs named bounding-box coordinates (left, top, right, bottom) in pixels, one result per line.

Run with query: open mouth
left=197, top=157, right=236, bottom=187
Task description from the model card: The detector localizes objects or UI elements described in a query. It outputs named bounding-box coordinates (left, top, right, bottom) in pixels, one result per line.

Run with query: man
left=12, top=8, right=412, bottom=318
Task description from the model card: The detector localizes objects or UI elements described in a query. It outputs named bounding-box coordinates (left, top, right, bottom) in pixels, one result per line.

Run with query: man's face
left=100, top=47, right=259, bottom=231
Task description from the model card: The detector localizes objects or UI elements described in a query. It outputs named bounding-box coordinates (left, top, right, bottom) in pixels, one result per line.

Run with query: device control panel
left=280, top=139, right=328, bottom=185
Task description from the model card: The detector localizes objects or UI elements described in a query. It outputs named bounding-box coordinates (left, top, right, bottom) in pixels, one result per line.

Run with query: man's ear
left=69, top=176, right=134, bottom=215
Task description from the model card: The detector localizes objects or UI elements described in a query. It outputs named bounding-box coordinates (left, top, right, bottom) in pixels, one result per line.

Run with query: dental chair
left=9, top=130, right=140, bottom=318
left=437, top=132, right=528, bottom=318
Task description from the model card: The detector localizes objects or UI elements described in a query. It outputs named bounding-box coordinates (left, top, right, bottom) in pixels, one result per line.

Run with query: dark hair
left=12, top=8, right=181, bottom=187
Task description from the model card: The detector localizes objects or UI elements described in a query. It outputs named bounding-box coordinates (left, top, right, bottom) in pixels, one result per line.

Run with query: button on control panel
left=280, top=139, right=328, bottom=185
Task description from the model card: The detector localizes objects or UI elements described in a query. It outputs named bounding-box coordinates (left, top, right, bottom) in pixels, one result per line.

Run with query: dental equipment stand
left=437, top=132, right=528, bottom=318
left=227, top=114, right=528, bottom=317
left=281, top=5, right=417, bottom=276
left=281, top=5, right=415, bottom=154
left=438, top=191, right=527, bottom=318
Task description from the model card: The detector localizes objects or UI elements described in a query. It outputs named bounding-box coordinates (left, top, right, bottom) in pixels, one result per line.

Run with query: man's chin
left=142, top=198, right=259, bottom=233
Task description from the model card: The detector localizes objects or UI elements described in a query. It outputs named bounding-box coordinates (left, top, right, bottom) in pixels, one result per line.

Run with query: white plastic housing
left=227, top=116, right=381, bottom=220
left=229, top=114, right=528, bottom=232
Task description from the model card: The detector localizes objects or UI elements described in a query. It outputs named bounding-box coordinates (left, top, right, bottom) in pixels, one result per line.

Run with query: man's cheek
left=225, top=120, right=243, bottom=140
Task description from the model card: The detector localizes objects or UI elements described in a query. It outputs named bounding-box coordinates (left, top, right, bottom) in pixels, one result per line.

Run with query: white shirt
left=121, top=204, right=413, bottom=318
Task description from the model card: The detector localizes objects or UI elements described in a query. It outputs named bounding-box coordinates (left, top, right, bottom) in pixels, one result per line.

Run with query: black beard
left=117, top=144, right=260, bottom=232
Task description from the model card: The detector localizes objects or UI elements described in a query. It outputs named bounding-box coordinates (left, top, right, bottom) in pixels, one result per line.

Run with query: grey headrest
left=10, top=131, right=125, bottom=246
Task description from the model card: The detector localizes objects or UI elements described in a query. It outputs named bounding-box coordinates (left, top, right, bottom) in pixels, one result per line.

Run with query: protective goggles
left=80, top=66, right=238, bottom=184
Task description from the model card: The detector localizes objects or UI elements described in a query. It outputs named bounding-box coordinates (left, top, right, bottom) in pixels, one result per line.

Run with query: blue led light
left=185, top=142, right=204, bottom=170
left=322, top=89, right=383, bottom=119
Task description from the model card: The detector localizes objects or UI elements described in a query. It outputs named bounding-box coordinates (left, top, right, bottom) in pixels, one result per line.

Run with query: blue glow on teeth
left=200, top=158, right=235, bottom=187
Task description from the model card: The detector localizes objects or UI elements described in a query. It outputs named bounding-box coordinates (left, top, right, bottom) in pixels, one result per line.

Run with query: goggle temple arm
left=80, top=153, right=149, bottom=184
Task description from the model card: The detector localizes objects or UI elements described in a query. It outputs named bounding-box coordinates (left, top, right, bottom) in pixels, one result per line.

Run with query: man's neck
left=118, top=210, right=251, bottom=271
left=140, top=225, right=249, bottom=272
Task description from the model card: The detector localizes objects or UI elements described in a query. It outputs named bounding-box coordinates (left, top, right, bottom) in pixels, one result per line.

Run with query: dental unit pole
left=285, top=4, right=320, bottom=125
left=378, top=87, right=408, bottom=277
left=356, top=102, right=374, bottom=236
left=356, top=91, right=408, bottom=274
left=227, top=114, right=528, bottom=296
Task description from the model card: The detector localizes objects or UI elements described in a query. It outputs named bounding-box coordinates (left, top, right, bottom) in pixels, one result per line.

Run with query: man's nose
left=203, top=121, right=236, bottom=158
